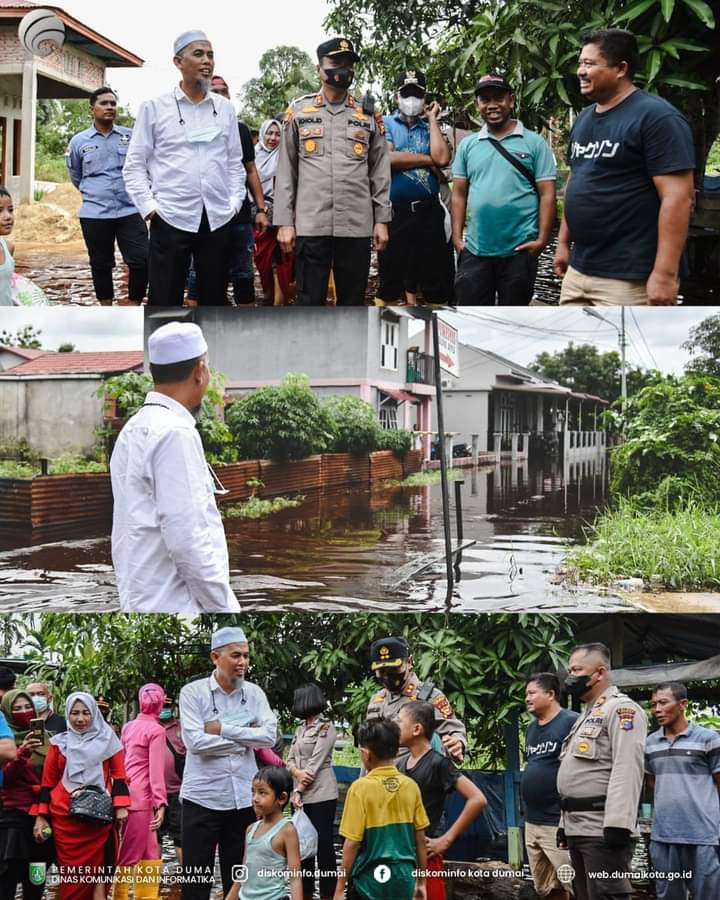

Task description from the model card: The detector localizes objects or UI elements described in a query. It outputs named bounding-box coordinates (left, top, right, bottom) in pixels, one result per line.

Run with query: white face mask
left=186, top=125, right=223, bottom=144
left=398, top=96, right=425, bottom=117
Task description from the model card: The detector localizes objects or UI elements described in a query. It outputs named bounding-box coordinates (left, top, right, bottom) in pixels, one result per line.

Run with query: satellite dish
left=18, top=8, right=66, bottom=58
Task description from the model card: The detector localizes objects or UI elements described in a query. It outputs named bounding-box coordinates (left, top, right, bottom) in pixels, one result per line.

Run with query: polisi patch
left=617, top=707, right=636, bottom=731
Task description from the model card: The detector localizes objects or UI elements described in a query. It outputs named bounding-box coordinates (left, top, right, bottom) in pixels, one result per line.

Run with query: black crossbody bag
left=488, top=138, right=539, bottom=196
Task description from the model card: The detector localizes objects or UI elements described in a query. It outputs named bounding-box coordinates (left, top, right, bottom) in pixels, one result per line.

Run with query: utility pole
left=584, top=308, right=627, bottom=413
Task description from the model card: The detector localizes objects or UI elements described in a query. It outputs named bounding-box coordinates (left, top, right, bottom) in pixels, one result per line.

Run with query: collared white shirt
left=123, top=85, right=245, bottom=232
left=179, top=672, right=277, bottom=810
left=110, top=391, right=239, bottom=613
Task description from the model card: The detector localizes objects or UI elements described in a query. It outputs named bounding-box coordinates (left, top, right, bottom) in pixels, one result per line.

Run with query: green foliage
left=100, top=371, right=152, bottom=416
left=707, top=136, right=720, bottom=173
left=224, top=495, right=305, bottom=518
left=225, top=374, right=334, bottom=462
left=683, top=312, right=720, bottom=377
left=530, top=342, right=655, bottom=404
left=566, top=498, right=720, bottom=589
left=325, top=0, right=720, bottom=169
left=607, top=374, right=720, bottom=504
left=237, top=46, right=318, bottom=126
left=0, top=441, right=107, bottom=478
left=385, top=469, right=465, bottom=488
left=20, top=612, right=574, bottom=765
left=0, top=325, right=42, bottom=349
left=57, top=342, right=76, bottom=353
left=35, top=99, right=135, bottom=181
left=324, top=395, right=382, bottom=455
left=374, top=427, right=414, bottom=457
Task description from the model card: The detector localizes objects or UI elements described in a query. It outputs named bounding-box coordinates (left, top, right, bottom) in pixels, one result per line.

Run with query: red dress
left=33, top=745, right=130, bottom=900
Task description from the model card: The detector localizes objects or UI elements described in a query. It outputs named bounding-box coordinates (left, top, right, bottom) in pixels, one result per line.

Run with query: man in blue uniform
left=66, top=86, right=148, bottom=305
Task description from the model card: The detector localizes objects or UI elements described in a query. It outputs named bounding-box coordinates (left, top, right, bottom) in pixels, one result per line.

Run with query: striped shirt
left=645, top=723, right=720, bottom=844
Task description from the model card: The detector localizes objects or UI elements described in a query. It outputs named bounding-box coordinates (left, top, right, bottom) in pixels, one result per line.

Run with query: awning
left=380, top=388, right=420, bottom=404
left=613, top=654, right=720, bottom=688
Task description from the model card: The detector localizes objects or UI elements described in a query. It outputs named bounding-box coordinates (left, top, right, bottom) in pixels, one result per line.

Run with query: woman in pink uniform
left=113, top=684, right=167, bottom=900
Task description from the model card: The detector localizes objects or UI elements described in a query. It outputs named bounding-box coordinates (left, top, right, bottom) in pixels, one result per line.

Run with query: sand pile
left=14, top=183, right=83, bottom=243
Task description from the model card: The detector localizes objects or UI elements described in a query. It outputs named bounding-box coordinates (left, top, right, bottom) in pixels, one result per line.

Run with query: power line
left=630, top=309, right=659, bottom=370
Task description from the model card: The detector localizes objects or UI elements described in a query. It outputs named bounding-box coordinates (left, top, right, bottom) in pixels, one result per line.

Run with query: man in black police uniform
left=365, top=636, right=466, bottom=763
left=273, top=37, right=391, bottom=305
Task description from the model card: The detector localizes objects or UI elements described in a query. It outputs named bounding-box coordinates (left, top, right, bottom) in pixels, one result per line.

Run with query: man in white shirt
left=179, top=626, right=277, bottom=900
left=123, top=30, right=245, bottom=306
left=110, top=321, right=239, bottom=613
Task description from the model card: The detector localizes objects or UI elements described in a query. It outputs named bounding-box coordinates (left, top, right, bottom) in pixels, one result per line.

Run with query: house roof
left=0, top=2, right=144, bottom=67
left=0, top=345, right=47, bottom=361
left=0, top=350, right=144, bottom=376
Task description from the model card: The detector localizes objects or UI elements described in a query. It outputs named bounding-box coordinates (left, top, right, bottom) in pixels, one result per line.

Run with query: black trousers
left=180, top=799, right=255, bottom=900
left=454, top=246, right=538, bottom=305
left=295, top=236, right=370, bottom=305
left=148, top=209, right=232, bottom=306
left=377, top=199, right=454, bottom=303
left=567, top=835, right=635, bottom=900
left=301, top=798, right=337, bottom=899
left=79, top=213, right=148, bottom=301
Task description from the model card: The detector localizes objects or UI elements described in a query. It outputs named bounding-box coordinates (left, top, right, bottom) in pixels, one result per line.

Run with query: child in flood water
left=226, top=765, right=303, bottom=900
left=0, top=187, right=16, bottom=306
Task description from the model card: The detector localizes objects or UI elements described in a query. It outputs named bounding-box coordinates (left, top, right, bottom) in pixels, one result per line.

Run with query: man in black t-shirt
left=522, top=673, right=578, bottom=900
left=397, top=702, right=486, bottom=900
left=554, top=28, right=695, bottom=306
left=209, top=76, right=269, bottom=303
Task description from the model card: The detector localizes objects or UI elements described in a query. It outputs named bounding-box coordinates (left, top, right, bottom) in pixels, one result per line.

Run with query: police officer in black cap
left=365, top=636, right=467, bottom=762
left=273, top=37, right=392, bottom=305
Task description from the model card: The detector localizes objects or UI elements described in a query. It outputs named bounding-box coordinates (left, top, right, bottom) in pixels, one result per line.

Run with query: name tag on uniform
left=119, top=133, right=131, bottom=145
left=81, top=144, right=99, bottom=154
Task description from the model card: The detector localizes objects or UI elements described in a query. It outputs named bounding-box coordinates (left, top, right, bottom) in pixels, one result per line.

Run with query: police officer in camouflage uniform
left=273, top=37, right=392, bottom=305
left=365, top=636, right=466, bottom=763
left=556, top=642, right=647, bottom=900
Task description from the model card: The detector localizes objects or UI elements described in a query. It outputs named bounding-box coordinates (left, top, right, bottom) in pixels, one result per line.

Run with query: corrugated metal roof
left=0, top=350, right=143, bottom=375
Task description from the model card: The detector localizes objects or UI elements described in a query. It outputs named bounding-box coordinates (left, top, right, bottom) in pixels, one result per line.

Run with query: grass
left=223, top=495, right=305, bottom=519
left=0, top=454, right=107, bottom=479
left=566, top=500, right=720, bottom=591
left=385, top=469, right=466, bottom=488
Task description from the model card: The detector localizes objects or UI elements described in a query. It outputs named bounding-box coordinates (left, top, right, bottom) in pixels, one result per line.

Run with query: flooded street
left=0, top=455, right=656, bottom=612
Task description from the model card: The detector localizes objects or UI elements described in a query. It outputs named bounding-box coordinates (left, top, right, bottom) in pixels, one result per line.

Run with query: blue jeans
left=650, top=841, right=720, bottom=900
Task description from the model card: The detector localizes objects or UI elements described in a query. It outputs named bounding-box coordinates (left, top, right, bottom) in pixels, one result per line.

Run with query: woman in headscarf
left=32, top=692, right=130, bottom=900
left=113, top=684, right=167, bottom=900
left=253, top=119, right=294, bottom=305
left=0, top=689, right=54, bottom=900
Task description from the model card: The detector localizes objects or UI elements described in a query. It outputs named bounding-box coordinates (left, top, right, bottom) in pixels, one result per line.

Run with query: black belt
left=560, top=796, right=606, bottom=812
left=393, top=196, right=440, bottom=213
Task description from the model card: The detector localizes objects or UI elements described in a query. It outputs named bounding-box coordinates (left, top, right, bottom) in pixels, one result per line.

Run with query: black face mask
left=564, top=673, right=594, bottom=699
left=323, top=66, right=354, bottom=90
left=377, top=669, right=406, bottom=692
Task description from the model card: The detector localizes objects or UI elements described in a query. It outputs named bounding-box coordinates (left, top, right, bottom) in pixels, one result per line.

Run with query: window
left=379, top=404, right=398, bottom=429
left=380, top=321, right=399, bottom=371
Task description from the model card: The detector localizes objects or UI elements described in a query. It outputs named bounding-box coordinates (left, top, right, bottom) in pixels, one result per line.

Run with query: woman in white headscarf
left=253, top=119, right=294, bottom=305
left=32, top=692, right=130, bottom=900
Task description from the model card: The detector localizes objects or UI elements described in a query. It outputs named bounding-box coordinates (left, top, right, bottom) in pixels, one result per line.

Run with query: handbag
left=69, top=785, right=114, bottom=824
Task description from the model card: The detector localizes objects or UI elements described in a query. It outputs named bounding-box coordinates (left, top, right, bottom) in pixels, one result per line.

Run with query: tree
left=325, top=0, right=719, bottom=174
left=237, top=46, right=318, bottom=126
left=683, top=312, right=720, bottom=377
left=0, top=325, right=42, bottom=348
left=57, top=342, right=76, bottom=353
left=22, top=611, right=576, bottom=765
left=529, top=343, right=654, bottom=403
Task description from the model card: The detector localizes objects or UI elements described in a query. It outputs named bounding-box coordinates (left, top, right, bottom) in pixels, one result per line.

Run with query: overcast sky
left=0, top=307, right=717, bottom=374
left=62, top=0, right=332, bottom=114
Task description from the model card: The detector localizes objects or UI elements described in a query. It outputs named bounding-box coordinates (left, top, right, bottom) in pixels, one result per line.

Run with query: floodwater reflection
left=0, top=455, right=637, bottom=612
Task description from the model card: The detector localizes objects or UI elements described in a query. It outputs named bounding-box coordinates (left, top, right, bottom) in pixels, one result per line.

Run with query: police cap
left=370, top=636, right=409, bottom=670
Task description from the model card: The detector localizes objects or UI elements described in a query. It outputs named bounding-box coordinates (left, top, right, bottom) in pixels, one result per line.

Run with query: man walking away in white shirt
left=110, top=321, right=240, bottom=613
left=179, top=626, right=277, bottom=900
left=123, top=30, right=245, bottom=306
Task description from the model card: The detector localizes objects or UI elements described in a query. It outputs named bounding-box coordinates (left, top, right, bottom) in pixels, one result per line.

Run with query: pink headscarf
left=139, top=683, right=165, bottom=717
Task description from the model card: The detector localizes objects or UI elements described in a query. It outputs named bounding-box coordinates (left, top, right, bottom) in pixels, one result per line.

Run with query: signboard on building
left=438, top=318, right=459, bottom=377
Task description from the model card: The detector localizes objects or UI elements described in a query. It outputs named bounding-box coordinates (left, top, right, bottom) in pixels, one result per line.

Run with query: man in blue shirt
left=646, top=681, right=720, bottom=900
left=67, top=86, right=148, bottom=305
left=377, top=69, right=453, bottom=306
left=451, top=73, right=556, bottom=305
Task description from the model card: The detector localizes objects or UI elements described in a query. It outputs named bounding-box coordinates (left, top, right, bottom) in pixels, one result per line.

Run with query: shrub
left=609, top=374, right=720, bottom=507
left=375, top=427, right=414, bottom=457
left=324, top=395, right=380, bottom=455
left=225, top=374, right=333, bottom=462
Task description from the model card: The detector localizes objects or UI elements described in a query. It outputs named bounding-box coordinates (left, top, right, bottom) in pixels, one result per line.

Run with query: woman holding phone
left=0, top=689, right=54, bottom=900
